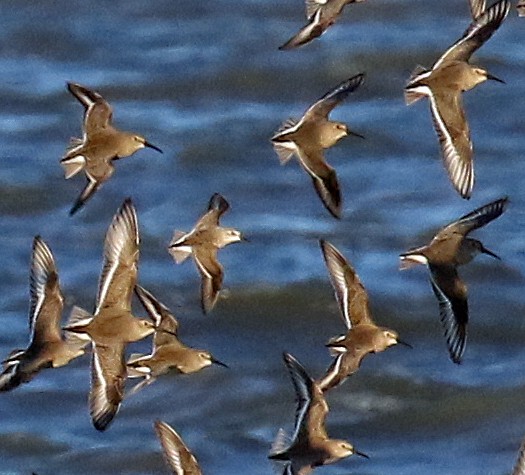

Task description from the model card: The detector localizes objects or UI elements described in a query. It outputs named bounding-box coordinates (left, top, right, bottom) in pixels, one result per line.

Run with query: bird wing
left=95, top=199, right=139, bottom=316
left=154, top=420, right=203, bottom=475
left=435, top=0, right=510, bottom=67
left=29, top=236, right=64, bottom=345
left=317, top=350, right=363, bottom=392
left=283, top=353, right=329, bottom=443
left=428, top=87, right=474, bottom=199
left=469, top=0, right=486, bottom=19
left=67, top=82, right=113, bottom=135
left=320, top=240, right=373, bottom=329
left=69, top=174, right=105, bottom=216
left=90, top=340, right=126, bottom=431
left=304, top=73, right=365, bottom=120
left=438, top=197, right=508, bottom=238
left=305, top=0, right=327, bottom=19
left=195, top=193, right=230, bottom=230
left=193, top=247, right=224, bottom=314
left=135, top=284, right=179, bottom=341
left=297, top=147, right=341, bottom=219
left=429, top=265, right=468, bottom=364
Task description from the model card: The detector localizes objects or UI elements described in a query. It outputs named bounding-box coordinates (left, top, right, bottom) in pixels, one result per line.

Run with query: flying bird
left=271, top=73, right=364, bottom=219
left=0, top=237, right=87, bottom=392
left=279, top=0, right=365, bottom=50
left=126, top=285, right=227, bottom=396
left=61, top=82, right=162, bottom=215
left=64, top=199, right=158, bottom=430
left=316, top=240, right=410, bottom=392
left=269, top=352, right=368, bottom=475
left=399, top=197, right=508, bottom=363
left=404, top=0, right=510, bottom=199
left=168, top=193, right=245, bottom=314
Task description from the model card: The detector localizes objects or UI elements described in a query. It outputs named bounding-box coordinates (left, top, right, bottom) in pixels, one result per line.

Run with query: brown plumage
left=404, top=0, right=509, bottom=199
left=271, top=74, right=364, bottom=219
left=400, top=197, right=508, bottom=363
left=168, top=193, right=244, bottom=314
left=61, top=82, right=162, bottom=215
left=316, top=240, right=409, bottom=392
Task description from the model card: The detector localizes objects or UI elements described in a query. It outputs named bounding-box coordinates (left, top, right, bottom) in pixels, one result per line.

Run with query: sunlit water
left=0, top=1, right=525, bottom=474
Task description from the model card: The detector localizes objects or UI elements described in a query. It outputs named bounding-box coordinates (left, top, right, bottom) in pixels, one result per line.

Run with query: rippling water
left=1, top=0, right=525, bottom=474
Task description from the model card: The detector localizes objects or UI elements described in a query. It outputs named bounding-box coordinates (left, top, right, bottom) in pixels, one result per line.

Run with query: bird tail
left=168, top=231, right=192, bottom=263
left=60, top=153, right=86, bottom=179
left=0, top=362, right=23, bottom=392
left=268, top=428, right=290, bottom=460
left=399, top=250, right=428, bottom=270
left=63, top=306, right=93, bottom=341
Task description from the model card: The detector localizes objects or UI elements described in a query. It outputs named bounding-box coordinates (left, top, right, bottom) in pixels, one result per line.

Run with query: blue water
left=0, top=0, right=525, bottom=473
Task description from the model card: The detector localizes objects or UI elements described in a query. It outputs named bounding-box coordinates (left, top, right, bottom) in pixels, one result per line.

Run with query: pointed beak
left=354, top=448, right=369, bottom=459
left=480, top=244, right=501, bottom=260
left=144, top=140, right=163, bottom=153
left=211, top=356, right=228, bottom=368
left=486, top=73, right=505, bottom=84
left=396, top=338, right=413, bottom=349
left=348, top=129, right=365, bottom=139
left=241, top=234, right=249, bottom=242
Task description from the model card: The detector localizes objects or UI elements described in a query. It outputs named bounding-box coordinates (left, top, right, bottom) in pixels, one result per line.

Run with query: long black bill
left=144, top=140, right=163, bottom=153
left=354, top=448, right=370, bottom=459
left=349, top=129, right=365, bottom=139
left=397, top=338, right=413, bottom=349
left=480, top=244, right=501, bottom=260
left=486, top=73, right=505, bottom=84
left=212, top=356, right=228, bottom=368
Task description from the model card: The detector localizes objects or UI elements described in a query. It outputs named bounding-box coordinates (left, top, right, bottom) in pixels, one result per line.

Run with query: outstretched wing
left=90, top=341, right=126, bottom=431
left=95, top=199, right=139, bottom=316
left=154, top=420, right=203, bottom=475
left=320, top=240, right=373, bottom=329
left=428, top=88, right=473, bottom=199
left=429, top=265, right=468, bottom=364
left=435, top=0, right=510, bottom=67
left=439, top=197, right=508, bottom=238
left=67, top=82, right=113, bottom=134
left=305, top=73, right=365, bottom=120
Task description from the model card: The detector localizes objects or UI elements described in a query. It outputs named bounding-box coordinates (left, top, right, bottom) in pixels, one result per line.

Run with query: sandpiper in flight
left=61, top=82, right=162, bottom=215
left=126, top=285, right=227, bottom=396
left=0, top=237, right=87, bottom=391
left=64, top=199, right=157, bottom=430
left=279, top=0, right=365, bottom=50
left=154, top=420, right=203, bottom=475
left=316, top=240, right=410, bottom=392
left=399, top=197, right=508, bottom=364
left=271, top=73, right=364, bottom=219
left=404, top=0, right=510, bottom=199
left=168, top=193, right=245, bottom=314
left=269, top=352, right=368, bottom=475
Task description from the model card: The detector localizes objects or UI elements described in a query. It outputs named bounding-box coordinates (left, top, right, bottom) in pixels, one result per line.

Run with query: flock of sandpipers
left=1, top=0, right=525, bottom=474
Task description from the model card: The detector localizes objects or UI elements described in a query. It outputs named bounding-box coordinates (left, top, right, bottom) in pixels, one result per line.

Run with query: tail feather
left=168, top=233, right=192, bottom=264
left=60, top=154, right=86, bottom=179
left=269, top=428, right=290, bottom=460
left=63, top=306, right=93, bottom=339
left=399, top=253, right=428, bottom=270
left=0, top=364, right=22, bottom=392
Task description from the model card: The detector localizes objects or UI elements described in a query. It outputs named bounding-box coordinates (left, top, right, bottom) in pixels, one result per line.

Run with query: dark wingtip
left=69, top=199, right=84, bottom=216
